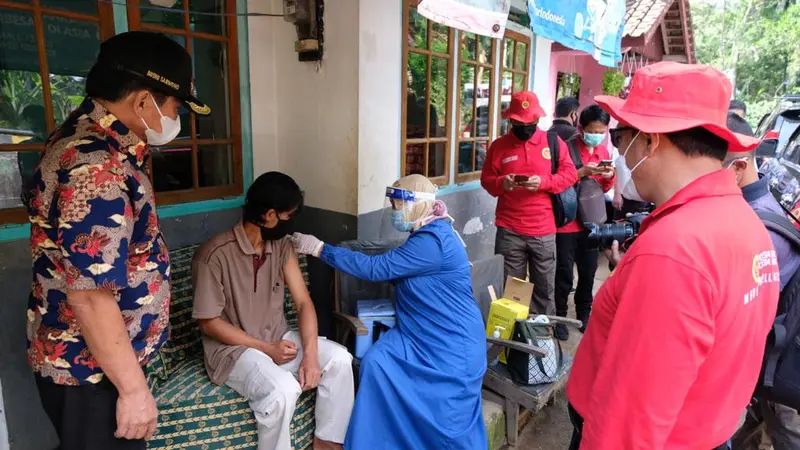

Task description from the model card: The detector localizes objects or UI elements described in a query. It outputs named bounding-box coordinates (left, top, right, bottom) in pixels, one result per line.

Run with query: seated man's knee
left=326, top=344, right=353, bottom=372
left=253, top=372, right=302, bottom=416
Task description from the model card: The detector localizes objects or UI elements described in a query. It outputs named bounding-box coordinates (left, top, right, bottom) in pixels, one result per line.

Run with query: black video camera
left=585, top=213, right=649, bottom=250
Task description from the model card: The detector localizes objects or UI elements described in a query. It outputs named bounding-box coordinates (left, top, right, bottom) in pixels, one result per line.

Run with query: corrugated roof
left=624, top=0, right=674, bottom=38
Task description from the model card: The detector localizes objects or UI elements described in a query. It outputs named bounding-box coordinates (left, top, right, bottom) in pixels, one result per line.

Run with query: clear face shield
left=380, top=186, right=436, bottom=236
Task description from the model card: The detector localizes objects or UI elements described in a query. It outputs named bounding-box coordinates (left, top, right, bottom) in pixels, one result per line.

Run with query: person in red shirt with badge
left=481, top=91, right=578, bottom=316
left=554, top=105, right=615, bottom=341
left=566, top=62, right=780, bottom=450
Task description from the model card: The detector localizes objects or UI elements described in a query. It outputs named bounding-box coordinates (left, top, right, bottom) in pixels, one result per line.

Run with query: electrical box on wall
left=282, top=0, right=324, bottom=62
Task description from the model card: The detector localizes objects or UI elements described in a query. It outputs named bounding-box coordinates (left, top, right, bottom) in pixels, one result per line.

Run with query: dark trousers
left=36, top=377, right=146, bottom=450
left=495, top=227, right=557, bottom=315
left=555, top=231, right=598, bottom=323
left=569, top=403, right=731, bottom=450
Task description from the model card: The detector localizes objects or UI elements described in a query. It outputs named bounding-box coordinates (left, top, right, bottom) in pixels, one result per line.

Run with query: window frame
left=0, top=0, right=116, bottom=224
left=126, top=0, right=243, bottom=206
left=401, top=0, right=454, bottom=186
left=497, top=29, right=531, bottom=139
left=455, top=32, right=496, bottom=184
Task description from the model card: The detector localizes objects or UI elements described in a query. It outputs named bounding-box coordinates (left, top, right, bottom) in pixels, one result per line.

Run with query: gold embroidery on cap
left=145, top=70, right=180, bottom=90
left=521, top=100, right=530, bottom=109
left=188, top=102, right=211, bottom=115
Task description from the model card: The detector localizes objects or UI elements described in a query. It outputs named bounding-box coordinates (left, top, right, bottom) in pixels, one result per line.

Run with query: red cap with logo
left=595, top=62, right=759, bottom=153
left=502, top=91, right=547, bottom=124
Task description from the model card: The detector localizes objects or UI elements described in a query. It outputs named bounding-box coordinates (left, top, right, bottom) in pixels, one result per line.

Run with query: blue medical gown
left=320, top=220, right=488, bottom=449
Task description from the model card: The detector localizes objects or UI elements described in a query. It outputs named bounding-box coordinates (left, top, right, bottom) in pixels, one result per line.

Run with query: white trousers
left=225, top=331, right=354, bottom=450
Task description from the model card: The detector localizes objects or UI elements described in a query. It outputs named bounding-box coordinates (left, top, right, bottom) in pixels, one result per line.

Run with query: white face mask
left=141, top=95, right=181, bottom=146
left=620, top=131, right=650, bottom=202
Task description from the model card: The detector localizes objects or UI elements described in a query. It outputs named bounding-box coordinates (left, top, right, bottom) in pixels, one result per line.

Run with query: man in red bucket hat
left=481, top=91, right=578, bottom=316
left=566, top=62, right=780, bottom=450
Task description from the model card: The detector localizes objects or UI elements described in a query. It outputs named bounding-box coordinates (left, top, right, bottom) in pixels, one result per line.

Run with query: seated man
left=192, top=171, right=354, bottom=450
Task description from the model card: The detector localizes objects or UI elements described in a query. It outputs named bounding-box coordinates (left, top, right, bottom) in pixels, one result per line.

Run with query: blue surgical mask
left=391, top=210, right=413, bottom=232
left=582, top=132, right=605, bottom=148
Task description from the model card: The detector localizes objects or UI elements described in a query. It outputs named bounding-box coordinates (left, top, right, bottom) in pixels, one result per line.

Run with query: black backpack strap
left=547, top=130, right=560, bottom=175
left=756, top=211, right=800, bottom=388
left=564, top=133, right=584, bottom=170
left=756, top=211, right=800, bottom=249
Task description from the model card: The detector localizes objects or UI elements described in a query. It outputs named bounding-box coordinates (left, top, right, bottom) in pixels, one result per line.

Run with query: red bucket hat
left=595, top=62, right=759, bottom=153
left=502, top=91, right=546, bottom=124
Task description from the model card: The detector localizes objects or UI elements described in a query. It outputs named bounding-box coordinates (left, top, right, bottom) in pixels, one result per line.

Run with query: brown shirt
left=192, top=222, right=292, bottom=385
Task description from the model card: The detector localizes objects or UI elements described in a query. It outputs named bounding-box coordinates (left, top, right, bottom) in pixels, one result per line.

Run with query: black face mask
left=512, top=123, right=538, bottom=141
left=260, top=218, right=295, bottom=241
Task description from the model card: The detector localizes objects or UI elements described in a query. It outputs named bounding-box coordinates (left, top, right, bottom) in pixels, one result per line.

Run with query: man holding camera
left=481, top=91, right=578, bottom=316
left=566, top=63, right=780, bottom=449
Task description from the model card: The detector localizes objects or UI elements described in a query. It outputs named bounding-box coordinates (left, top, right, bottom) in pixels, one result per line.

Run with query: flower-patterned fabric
left=27, top=98, right=171, bottom=386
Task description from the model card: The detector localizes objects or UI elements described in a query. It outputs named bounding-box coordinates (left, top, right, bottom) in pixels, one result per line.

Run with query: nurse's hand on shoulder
left=603, top=240, right=623, bottom=266
left=291, top=233, right=324, bottom=257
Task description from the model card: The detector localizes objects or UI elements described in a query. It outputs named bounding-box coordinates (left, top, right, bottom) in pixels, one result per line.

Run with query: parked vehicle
left=760, top=123, right=800, bottom=229
left=754, top=95, right=800, bottom=167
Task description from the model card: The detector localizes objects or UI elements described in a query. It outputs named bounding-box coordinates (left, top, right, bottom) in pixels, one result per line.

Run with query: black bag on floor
left=507, top=319, right=564, bottom=385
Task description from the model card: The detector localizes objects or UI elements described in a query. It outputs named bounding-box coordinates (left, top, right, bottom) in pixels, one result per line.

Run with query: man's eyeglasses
left=609, top=126, right=634, bottom=149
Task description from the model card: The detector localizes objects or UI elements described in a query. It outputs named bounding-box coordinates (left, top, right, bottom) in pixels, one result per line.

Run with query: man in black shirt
left=550, top=97, right=580, bottom=142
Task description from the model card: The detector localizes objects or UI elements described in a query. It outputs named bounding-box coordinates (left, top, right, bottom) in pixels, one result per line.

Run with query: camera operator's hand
left=603, top=240, right=623, bottom=266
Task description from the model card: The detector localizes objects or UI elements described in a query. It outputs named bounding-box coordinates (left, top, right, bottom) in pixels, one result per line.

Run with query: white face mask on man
left=620, top=131, right=656, bottom=203
left=141, top=95, right=181, bottom=146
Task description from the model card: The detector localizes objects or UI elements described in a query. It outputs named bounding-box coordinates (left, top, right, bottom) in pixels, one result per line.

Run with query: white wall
left=532, top=35, right=554, bottom=130
left=248, top=0, right=360, bottom=216
left=357, top=0, right=403, bottom=215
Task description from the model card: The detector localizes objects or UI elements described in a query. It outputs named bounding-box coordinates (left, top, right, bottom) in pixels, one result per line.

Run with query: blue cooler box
left=355, top=299, right=396, bottom=359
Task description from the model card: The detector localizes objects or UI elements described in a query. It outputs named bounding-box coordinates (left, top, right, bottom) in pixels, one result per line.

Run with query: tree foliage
left=692, top=0, right=800, bottom=124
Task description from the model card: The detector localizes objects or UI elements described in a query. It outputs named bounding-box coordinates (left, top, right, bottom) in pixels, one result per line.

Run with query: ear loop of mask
left=726, top=156, right=748, bottom=185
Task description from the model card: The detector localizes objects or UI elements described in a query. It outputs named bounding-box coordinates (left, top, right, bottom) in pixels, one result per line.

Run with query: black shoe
left=554, top=323, right=569, bottom=341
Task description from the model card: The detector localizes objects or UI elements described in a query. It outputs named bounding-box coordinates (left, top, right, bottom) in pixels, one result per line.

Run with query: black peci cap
left=94, top=31, right=210, bottom=116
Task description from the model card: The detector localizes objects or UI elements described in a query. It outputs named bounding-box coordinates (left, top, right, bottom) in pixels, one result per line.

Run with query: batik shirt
left=27, top=98, right=171, bottom=386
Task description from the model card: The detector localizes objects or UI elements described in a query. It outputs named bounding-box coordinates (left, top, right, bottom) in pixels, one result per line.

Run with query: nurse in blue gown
left=291, top=174, right=488, bottom=450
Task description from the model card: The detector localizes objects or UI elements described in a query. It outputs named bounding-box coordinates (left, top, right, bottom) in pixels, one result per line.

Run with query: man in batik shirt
left=27, top=31, right=210, bottom=450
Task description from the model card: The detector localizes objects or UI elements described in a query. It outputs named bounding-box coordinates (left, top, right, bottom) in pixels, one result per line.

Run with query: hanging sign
left=417, top=0, right=512, bottom=39
left=526, top=0, right=626, bottom=67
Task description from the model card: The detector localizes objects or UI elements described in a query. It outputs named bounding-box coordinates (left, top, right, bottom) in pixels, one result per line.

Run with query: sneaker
left=554, top=323, right=569, bottom=341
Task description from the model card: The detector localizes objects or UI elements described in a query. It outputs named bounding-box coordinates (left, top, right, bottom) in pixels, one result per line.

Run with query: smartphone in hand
left=598, top=160, right=613, bottom=167
left=513, top=175, right=530, bottom=184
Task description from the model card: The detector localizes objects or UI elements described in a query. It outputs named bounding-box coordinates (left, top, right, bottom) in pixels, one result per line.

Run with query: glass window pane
left=477, top=35, right=492, bottom=64
left=44, top=16, right=101, bottom=125
left=503, top=38, right=513, bottom=69
left=0, top=152, right=34, bottom=210
left=459, top=64, right=475, bottom=137
left=405, top=143, right=425, bottom=176
left=461, top=32, right=476, bottom=61
left=190, top=0, right=225, bottom=35
left=501, top=70, right=512, bottom=97
left=406, top=53, right=428, bottom=139
left=513, top=73, right=525, bottom=93
left=151, top=146, right=193, bottom=192
left=0, top=9, right=47, bottom=147
left=141, top=0, right=185, bottom=30
left=476, top=68, right=490, bottom=138
left=430, top=56, right=448, bottom=138
left=192, top=38, right=230, bottom=139
left=476, top=141, right=487, bottom=171
left=457, top=141, right=474, bottom=175
left=515, top=42, right=527, bottom=70
left=408, top=8, right=427, bottom=50
left=430, top=22, right=449, bottom=54
left=41, top=0, right=97, bottom=16
left=198, top=144, right=232, bottom=187
left=427, top=142, right=446, bottom=178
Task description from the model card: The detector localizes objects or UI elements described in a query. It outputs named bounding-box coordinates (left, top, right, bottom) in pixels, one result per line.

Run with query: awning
left=526, top=0, right=626, bottom=67
left=417, top=0, right=512, bottom=39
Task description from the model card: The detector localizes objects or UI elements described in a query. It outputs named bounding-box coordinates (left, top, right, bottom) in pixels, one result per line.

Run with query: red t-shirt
left=567, top=169, right=780, bottom=449
left=558, top=140, right=616, bottom=234
left=481, top=129, right=578, bottom=237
